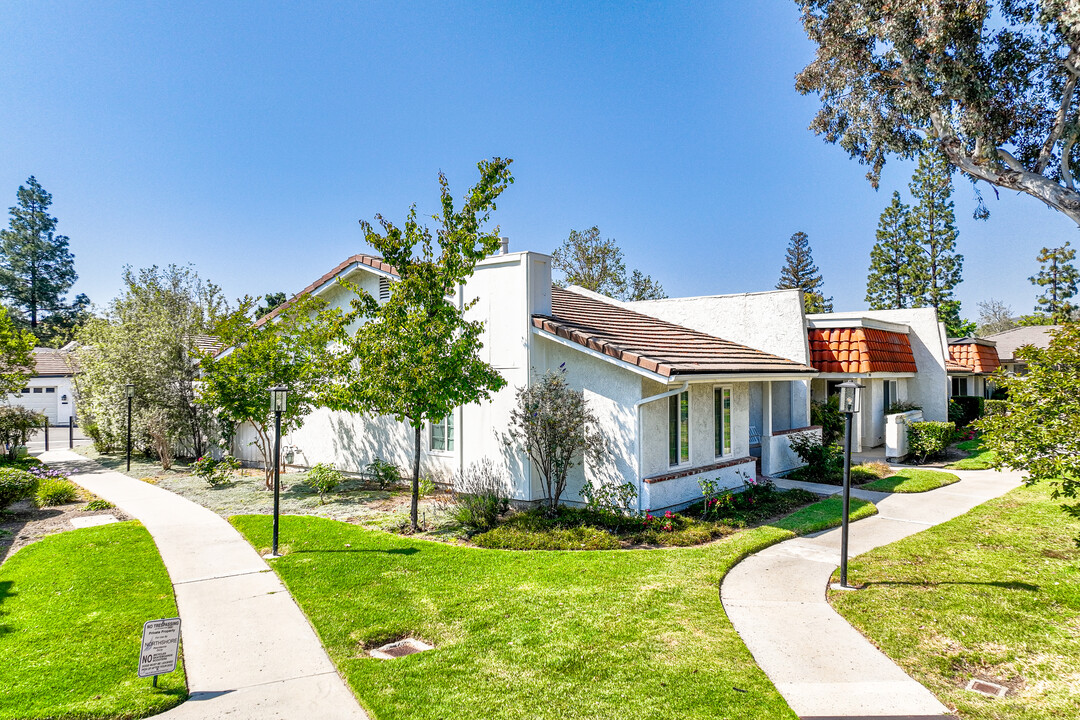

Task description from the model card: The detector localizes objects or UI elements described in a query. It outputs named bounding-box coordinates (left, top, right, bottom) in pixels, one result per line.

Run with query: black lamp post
left=125, top=384, right=135, bottom=472
left=837, top=379, right=864, bottom=589
left=269, top=386, right=287, bottom=557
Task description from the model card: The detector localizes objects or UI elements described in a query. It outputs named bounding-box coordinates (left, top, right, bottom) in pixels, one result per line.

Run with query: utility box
left=885, top=410, right=923, bottom=462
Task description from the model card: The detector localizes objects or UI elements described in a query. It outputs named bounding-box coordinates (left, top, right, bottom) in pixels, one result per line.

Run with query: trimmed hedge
left=950, top=395, right=984, bottom=426
left=907, top=421, right=956, bottom=463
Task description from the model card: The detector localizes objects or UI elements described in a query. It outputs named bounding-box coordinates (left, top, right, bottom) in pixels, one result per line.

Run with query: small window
left=45, top=387, right=55, bottom=393
left=430, top=414, right=454, bottom=452
left=951, top=377, right=966, bottom=397
left=20, top=388, right=29, bottom=394
left=32, top=388, right=42, bottom=394
left=883, top=380, right=896, bottom=413
left=379, top=277, right=391, bottom=303
left=668, top=391, right=689, bottom=466
left=714, top=387, right=732, bottom=457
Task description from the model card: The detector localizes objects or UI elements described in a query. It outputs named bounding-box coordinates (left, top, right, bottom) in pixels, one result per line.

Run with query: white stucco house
left=6, top=347, right=77, bottom=425
left=234, top=249, right=822, bottom=512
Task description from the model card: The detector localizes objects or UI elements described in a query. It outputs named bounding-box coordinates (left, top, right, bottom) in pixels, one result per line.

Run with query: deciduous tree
left=197, top=295, right=343, bottom=489
left=1030, top=242, right=1080, bottom=323
left=0, top=177, right=87, bottom=342
left=776, top=231, right=833, bottom=313
left=552, top=226, right=666, bottom=301
left=795, top=1, right=1080, bottom=225
left=0, top=306, right=35, bottom=396
left=325, top=158, right=513, bottom=531
left=866, top=191, right=920, bottom=310
left=977, top=299, right=1017, bottom=335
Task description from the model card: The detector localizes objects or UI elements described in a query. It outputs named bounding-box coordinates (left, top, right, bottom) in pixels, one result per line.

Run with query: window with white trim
left=668, top=391, right=689, bottom=466
left=714, top=386, right=732, bottom=457
left=430, top=414, right=454, bottom=452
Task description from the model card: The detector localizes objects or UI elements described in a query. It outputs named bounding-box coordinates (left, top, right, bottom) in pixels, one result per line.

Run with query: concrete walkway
left=42, top=450, right=368, bottom=720
left=723, top=467, right=1023, bottom=719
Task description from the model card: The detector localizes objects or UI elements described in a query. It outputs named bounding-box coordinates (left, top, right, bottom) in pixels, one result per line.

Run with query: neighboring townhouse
left=234, top=249, right=819, bottom=512
left=7, top=346, right=77, bottom=425
left=980, top=325, right=1061, bottom=375
left=945, top=337, right=1001, bottom=398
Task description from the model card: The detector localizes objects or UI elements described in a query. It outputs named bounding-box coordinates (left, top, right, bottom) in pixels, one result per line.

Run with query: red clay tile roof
left=808, top=327, right=917, bottom=374
left=532, top=287, right=816, bottom=377
left=948, top=342, right=1000, bottom=374
left=945, top=358, right=969, bottom=373
left=32, top=348, right=75, bottom=376
left=254, top=254, right=397, bottom=327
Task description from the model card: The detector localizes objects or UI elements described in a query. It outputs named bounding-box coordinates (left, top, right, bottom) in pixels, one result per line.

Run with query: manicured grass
left=946, top=436, right=999, bottom=471
left=772, top=495, right=877, bottom=534
left=0, top=522, right=187, bottom=719
left=860, top=468, right=960, bottom=493
left=232, top=495, right=875, bottom=720
left=829, top=483, right=1080, bottom=719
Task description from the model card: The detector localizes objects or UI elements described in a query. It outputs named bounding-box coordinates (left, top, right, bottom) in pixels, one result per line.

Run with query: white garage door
left=15, top=386, right=58, bottom=424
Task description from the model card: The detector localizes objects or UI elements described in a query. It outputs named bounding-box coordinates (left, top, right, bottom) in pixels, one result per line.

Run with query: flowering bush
left=191, top=454, right=240, bottom=487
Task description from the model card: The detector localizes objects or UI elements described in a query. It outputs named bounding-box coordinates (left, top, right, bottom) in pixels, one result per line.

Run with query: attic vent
left=379, top=277, right=391, bottom=303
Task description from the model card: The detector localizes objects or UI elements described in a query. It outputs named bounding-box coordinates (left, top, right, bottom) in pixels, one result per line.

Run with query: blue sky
left=1, top=1, right=1075, bottom=321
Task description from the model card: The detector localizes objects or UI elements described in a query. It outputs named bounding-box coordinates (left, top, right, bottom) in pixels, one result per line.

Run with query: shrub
left=984, top=399, right=1007, bottom=416
left=886, top=400, right=921, bottom=414
left=788, top=432, right=843, bottom=482
left=951, top=395, right=984, bottom=426
left=473, top=524, right=620, bottom=550
left=82, top=420, right=117, bottom=454
left=191, top=454, right=240, bottom=487
left=84, top=498, right=114, bottom=511
left=580, top=480, right=638, bottom=514
left=450, top=459, right=510, bottom=533
left=305, top=462, right=344, bottom=503
left=907, top=421, right=957, bottom=463
left=35, top=476, right=79, bottom=507
left=811, top=395, right=844, bottom=445
left=0, top=467, right=37, bottom=510
left=0, top=406, right=45, bottom=461
left=418, top=474, right=437, bottom=497
left=365, top=458, right=402, bottom=489
left=948, top=400, right=965, bottom=426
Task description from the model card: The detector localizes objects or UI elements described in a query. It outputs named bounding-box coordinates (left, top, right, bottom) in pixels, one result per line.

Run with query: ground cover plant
left=860, top=468, right=959, bottom=494
left=0, top=521, right=186, bottom=719
left=232, top=493, right=876, bottom=720
left=829, top=483, right=1080, bottom=719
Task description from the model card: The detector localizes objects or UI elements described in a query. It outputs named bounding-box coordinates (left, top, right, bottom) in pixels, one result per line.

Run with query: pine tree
left=1029, top=242, right=1079, bottom=324
left=776, top=231, right=832, bottom=313
left=865, top=191, right=919, bottom=310
left=0, top=177, right=81, bottom=340
left=908, top=148, right=965, bottom=335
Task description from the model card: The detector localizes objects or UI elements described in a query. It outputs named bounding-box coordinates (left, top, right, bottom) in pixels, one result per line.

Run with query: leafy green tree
left=795, top=1, right=1080, bottom=225
left=1018, top=312, right=1056, bottom=327
left=908, top=148, right=967, bottom=335
left=552, top=226, right=666, bottom=301
left=75, top=265, right=228, bottom=463
left=254, top=291, right=287, bottom=320
left=0, top=177, right=86, bottom=341
left=980, top=324, right=1080, bottom=540
left=776, top=231, right=833, bottom=313
left=0, top=306, right=35, bottom=396
left=977, top=299, right=1017, bottom=335
left=325, top=158, right=513, bottom=531
left=866, top=192, right=920, bottom=310
left=197, top=295, right=343, bottom=489
left=1030, top=242, right=1080, bottom=323
left=507, top=368, right=604, bottom=514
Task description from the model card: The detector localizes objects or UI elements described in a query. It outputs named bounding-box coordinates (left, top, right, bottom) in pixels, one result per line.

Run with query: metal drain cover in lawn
left=369, top=638, right=433, bottom=660
left=966, top=678, right=1008, bottom=698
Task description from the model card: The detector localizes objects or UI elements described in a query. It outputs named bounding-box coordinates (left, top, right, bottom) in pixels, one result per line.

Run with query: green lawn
left=232, top=496, right=876, bottom=720
left=946, top=436, right=999, bottom=471
left=829, top=482, right=1080, bottom=719
left=0, top=522, right=187, bottom=719
left=860, top=468, right=960, bottom=493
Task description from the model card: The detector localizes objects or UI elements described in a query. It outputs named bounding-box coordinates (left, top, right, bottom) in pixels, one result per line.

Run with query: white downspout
left=633, top=380, right=689, bottom=515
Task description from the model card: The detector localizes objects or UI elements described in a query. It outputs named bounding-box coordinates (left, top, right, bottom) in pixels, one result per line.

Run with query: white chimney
left=500, top=237, right=509, bottom=254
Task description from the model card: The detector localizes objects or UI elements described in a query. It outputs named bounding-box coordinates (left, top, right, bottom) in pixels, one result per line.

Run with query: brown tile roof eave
left=253, top=254, right=398, bottom=328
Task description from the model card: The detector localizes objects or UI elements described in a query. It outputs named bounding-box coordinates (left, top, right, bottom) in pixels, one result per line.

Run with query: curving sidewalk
left=722, top=467, right=1023, bottom=720
left=41, top=450, right=368, bottom=720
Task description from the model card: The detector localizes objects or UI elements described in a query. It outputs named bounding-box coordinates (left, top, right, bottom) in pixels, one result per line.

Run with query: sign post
left=138, top=617, right=181, bottom=688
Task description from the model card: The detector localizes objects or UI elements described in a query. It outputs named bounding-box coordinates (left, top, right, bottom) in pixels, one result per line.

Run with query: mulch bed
left=0, top=500, right=132, bottom=566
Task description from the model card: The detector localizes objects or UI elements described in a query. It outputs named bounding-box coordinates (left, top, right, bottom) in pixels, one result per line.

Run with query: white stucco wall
left=7, top=375, right=76, bottom=425
left=628, top=289, right=811, bottom=365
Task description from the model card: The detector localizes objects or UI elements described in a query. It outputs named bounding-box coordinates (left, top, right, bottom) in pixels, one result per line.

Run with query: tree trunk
left=411, top=423, right=421, bottom=531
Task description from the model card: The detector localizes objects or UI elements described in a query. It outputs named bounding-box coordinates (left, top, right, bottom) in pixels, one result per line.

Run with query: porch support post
left=761, top=381, right=773, bottom=476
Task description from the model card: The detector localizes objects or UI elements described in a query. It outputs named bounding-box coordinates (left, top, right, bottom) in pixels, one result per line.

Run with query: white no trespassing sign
left=138, top=617, right=181, bottom=678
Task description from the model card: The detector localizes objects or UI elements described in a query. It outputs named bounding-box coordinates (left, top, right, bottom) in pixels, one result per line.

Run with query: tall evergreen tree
left=1029, top=242, right=1079, bottom=324
left=0, top=177, right=83, bottom=341
left=776, top=231, right=832, bottom=313
left=908, top=148, right=965, bottom=335
left=866, top=191, right=919, bottom=310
